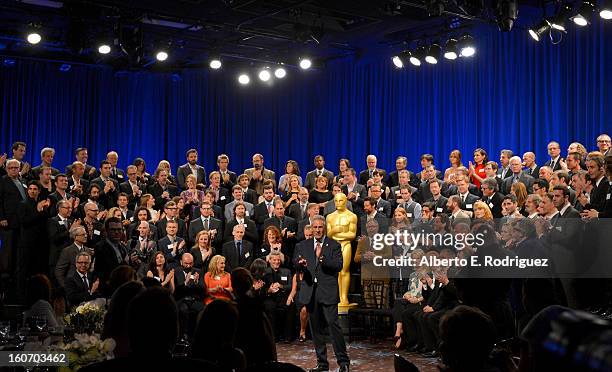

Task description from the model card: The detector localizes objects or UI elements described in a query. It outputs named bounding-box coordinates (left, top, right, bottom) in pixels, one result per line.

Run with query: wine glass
left=34, top=316, right=47, bottom=333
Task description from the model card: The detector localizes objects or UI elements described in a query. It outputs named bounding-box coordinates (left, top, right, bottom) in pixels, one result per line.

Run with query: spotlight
left=458, top=34, right=475, bottom=57
left=299, top=58, right=312, bottom=70
left=258, top=69, right=271, bottom=82
left=209, top=58, right=222, bottom=69
left=97, top=44, right=111, bottom=54
left=600, top=0, right=612, bottom=19
left=571, top=2, right=595, bottom=26
left=26, top=32, right=42, bottom=45
left=550, top=4, right=573, bottom=31
left=425, top=43, right=441, bottom=64
left=409, top=46, right=426, bottom=66
left=274, top=67, right=287, bottom=78
left=496, top=0, right=518, bottom=32
left=156, top=51, right=168, bottom=61
left=238, top=73, right=250, bottom=85
left=425, top=0, right=444, bottom=17
left=392, top=55, right=403, bottom=68
left=528, top=19, right=551, bottom=41
left=59, top=64, right=71, bottom=72
left=444, top=39, right=459, bottom=60
left=392, top=51, right=410, bottom=68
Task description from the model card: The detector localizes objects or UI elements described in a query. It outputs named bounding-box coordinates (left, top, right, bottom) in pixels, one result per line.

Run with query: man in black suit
left=67, top=161, right=89, bottom=200
left=427, top=179, right=448, bottom=216
left=188, top=202, right=223, bottom=248
left=415, top=154, right=443, bottom=185
left=417, top=165, right=444, bottom=203
left=358, top=154, right=387, bottom=186
left=388, top=169, right=417, bottom=203
left=65, top=148, right=96, bottom=181
left=293, top=216, right=350, bottom=372
left=156, top=201, right=186, bottom=239
left=480, top=177, right=504, bottom=218
left=565, top=152, right=583, bottom=178
left=223, top=201, right=258, bottom=245
left=522, top=152, right=540, bottom=178
left=216, top=154, right=237, bottom=191
left=5, top=141, right=30, bottom=178
left=221, top=224, right=254, bottom=272
left=148, top=169, right=179, bottom=210
left=361, top=197, right=389, bottom=235
left=237, top=173, right=259, bottom=205
left=263, top=251, right=295, bottom=341
left=264, top=198, right=298, bottom=262
left=119, top=165, right=145, bottom=210
left=0, top=159, right=27, bottom=273
left=369, top=184, right=392, bottom=218
left=48, top=199, right=80, bottom=274
left=297, top=203, right=321, bottom=241
left=455, top=176, right=480, bottom=215
left=28, top=147, right=60, bottom=182
left=90, top=161, right=120, bottom=209
left=497, top=150, right=513, bottom=179
left=94, top=218, right=129, bottom=289
left=287, top=187, right=310, bottom=221
left=106, top=151, right=126, bottom=183
left=157, top=220, right=186, bottom=268
left=550, top=171, right=576, bottom=205
left=253, top=184, right=277, bottom=233
left=48, top=174, right=71, bottom=215
left=388, top=156, right=417, bottom=188
left=501, top=156, right=535, bottom=195
left=55, top=226, right=92, bottom=287
left=304, top=155, right=334, bottom=191
left=342, top=168, right=367, bottom=217
left=173, top=253, right=204, bottom=304
left=128, top=221, right=157, bottom=278
left=323, top=184, right=354, bottom=216
left=65, top=251, right=100, bottom=307
left=596, top=134, right=611, bottom=157
left=177, top=149, right=206, bottom=190
left=585, top=155, right=608, bottom=212
left=544, top=141, right=564, bottom=172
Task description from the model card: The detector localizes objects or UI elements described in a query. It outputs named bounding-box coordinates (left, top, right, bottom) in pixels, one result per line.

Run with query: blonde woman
left=204, top=255, right=232, bottom=303
left=180, top=174, right=205, bottom=220
left=473, top=201, right=494, bottom=221
left=190, top=230, right=213, bottom=270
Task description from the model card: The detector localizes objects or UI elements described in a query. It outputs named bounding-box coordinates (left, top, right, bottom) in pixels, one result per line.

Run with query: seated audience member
left=65, top=252, right=101, bottom=307
left=231, top=267, right=277, bottom=367
left=392, top=250, right=426, bottom=349
left=24, top=274, right=62, bottom=329
left=438, top=305, right=498, bottom=372
left=263, top=252, right=295, bottom=342
left=190, top=230, right=214, bottom=271
left=192, top=300, right=247, bottom=372
left=204, top=255, right=233, bottom=302
left=55, top=226, right=93, bottom=288
left=82, top=287, right=222, bottom=372
left=146, top=251, right=175, bottom=293
left=102, top=281, right=145, bottom=358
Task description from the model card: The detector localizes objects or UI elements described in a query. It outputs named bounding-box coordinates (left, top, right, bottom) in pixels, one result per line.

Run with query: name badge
left=245, top=211, right=250, bottom=216
left=314, top=277, right=318, bottom=283
left=58, top=220, right=65, bottom=226
left=436, top=207, right=443, bottom=213
left=220, top=196, right=226, bottom=200
left=130, top=217, right=134, bottom=221
left=466, top=204, right=473, bottom=209
left=281, top=276, right=288, bottom=281
left=93, top=230, right=101, bottom=236
left=395, top=190, right=400, bottom=195
left=118, top=174, right=124, bottom=179
left=50, top=175, right=55, bottom=180
left=378, top=207, right=384, bottom=211
left=167, top=244, right=174, bottom=249
left=607, top=194, right=611, bottom=200
left=261, top=248, right=267, bottom=252
left=555, top=226, right=563, bottom=232
left=489, top=202, right=494, bottom=209
left=214, top=275, right=220, bottom=281
left=406, top=213, right=413, bottom=218
left=245, top=252, right=250, bottom=258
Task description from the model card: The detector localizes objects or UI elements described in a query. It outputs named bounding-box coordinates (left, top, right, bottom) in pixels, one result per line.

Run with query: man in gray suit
left=304, top=155, right=334, bottom=191
left=224, top=185, right=254, bottom=221
left=176, top=149, right=206, bottom=190
left=55, top=226, right=93, bottom=287
left=502, top=156, right=535, bottom=194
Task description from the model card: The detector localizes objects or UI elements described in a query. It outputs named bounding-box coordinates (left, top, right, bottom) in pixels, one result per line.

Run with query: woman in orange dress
left=204, top=255, right=233, bottom=304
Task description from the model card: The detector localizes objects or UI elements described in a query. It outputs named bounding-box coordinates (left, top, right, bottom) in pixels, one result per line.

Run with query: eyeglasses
left=7, top=166, right=19, bottom=170
left=76, top=261, right=90, bottom=265
left=597, top=140, right=611, bottom=143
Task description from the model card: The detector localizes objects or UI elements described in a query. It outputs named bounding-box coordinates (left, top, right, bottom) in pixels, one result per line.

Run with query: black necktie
left=204, top=218, right=209, bottom=230
left=550, top=159, right=556, bottom=169
left=237, top=241, right=243, bottom=256
left=82, top=275, right=89, bottom=289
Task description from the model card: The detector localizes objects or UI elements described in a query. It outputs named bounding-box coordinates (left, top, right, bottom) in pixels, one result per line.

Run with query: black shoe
left=422, top=351, right=438, bottom=359
left=338, top=365, right=350, bottom=372
left=299, top=335, right=307, bottom=342
left=308, top=365, right=329, bottom=372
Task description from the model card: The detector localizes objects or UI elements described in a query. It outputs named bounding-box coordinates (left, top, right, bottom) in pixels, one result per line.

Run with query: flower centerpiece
left=64, top=298, right=107, bottom=334
left=51, top=333, right=115, bottom=371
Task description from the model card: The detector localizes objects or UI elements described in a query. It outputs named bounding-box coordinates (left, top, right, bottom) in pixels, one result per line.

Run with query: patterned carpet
left=276, top=339, right=440, bottom=372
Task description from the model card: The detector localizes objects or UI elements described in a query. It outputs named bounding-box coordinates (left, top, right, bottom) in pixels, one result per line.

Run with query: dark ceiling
left=0, top=0, right=558, bottom=71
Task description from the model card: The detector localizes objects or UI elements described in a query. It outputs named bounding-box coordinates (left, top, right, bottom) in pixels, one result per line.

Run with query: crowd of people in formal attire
left=1, top=134, right=612, bottom=371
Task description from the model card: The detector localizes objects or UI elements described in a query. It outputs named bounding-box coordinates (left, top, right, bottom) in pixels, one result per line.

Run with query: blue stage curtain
left=1, top=23, right=610, bottom=176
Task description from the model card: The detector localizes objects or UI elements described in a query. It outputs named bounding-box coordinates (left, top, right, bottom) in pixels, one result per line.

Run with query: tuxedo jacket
left=156, top=217, right=187, bottom=239
left=497, top=167, right=512, bottom=179
left=544, top=158, right=564, bottom=172
left=481, top=192, right=504, bottom=218
left=219, top=170, right=237, bottom=190
left=188, top=216, right=223, bottom=247
left=47, top=216, right=73, bottom=266
left=587, top=177, right=610, bottom=212
left=148, top=183, right=179, bottom=210
left=157, top=236, right=186, bottom=265
left=387, top=170, right=418, bottom=188
left=174, top=267, right=204, bottom=288
left=293, top=237, right=343, bottom=305
left=427, top=196, right=449, bottom=215
left=65, top=271, right=98, bottom=307
left=244, top=167, right=276, bottom=195
left=0, top=175, right=26, bottom=228
left=222, top=240, right=254, bottom=272
left=524, top=166, right=541, bottom=178
left=253, top=201, right=275, bottom=230
left=304, top=169, right=335, bottom=190
left=177, top=164, right=207, bottom=190
left=358, top=168, right=387, bottom=186
left=457, top=193, right=480, bottom=212
left=90, top=177, right=120, bottom=209
left=223, top=218, right=258, bottom=245
left=501, top=172, right=535, bottom=195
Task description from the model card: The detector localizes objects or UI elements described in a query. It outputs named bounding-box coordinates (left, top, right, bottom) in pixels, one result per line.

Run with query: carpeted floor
left=276, top=339, right=441, bottom=372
